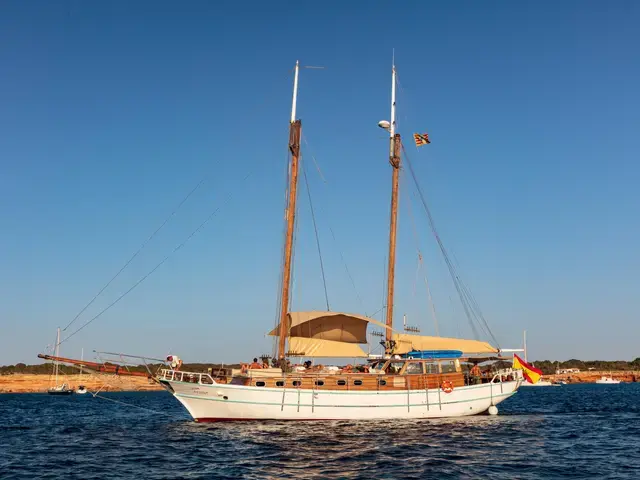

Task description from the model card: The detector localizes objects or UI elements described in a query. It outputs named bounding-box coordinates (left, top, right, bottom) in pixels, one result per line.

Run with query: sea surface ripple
left=1, top=384, right=639, bottom=479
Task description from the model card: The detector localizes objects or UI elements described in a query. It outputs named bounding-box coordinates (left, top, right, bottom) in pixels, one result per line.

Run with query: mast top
left=390, top=64, right=397, bottom=139
left=290, top=60, right=300, bottom=124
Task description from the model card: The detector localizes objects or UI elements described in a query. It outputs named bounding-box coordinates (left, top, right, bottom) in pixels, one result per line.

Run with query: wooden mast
left=277, top=61, right=302, bottom=361
left=385, top=64, right=402, bottom=355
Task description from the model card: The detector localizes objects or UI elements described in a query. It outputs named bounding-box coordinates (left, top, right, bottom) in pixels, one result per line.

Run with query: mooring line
left=90, top=391, right=177, bottom=418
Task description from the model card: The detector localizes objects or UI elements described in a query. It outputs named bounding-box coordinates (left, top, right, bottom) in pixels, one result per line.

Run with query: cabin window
left=441, top=360, right=456, bottom=374
left=337, top=379, right=346, bottom=386
left=276, top=380, right=285, bottom=387
left=386, top=362, right=404, bottom=374
left=406, top=362, right=423, bottom=375
left=255, top=381, right=266, bottom=387
left=292, top=380, right=302, bottom=387
left=370, top=361, right=387, bottom=372
left=353, top=379, right=363, bottom=386
left=200, top=376, right=214, bottom=385
left=378, top=379, right=387, bottom=386
left=315, top=380, right=325, bottom=387
left=425, top=362, right=439, bottom=374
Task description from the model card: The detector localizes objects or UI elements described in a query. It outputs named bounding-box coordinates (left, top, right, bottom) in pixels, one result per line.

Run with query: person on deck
left=470, top=362, right=481, bottom=384
left=249, top=358, right=262, bottom=369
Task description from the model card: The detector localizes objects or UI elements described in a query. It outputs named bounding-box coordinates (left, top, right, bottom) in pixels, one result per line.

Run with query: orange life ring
left=441, top=380, right=454, bottom=394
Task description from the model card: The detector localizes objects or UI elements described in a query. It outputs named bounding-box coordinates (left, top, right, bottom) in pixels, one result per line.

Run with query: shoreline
left=0, top=373, right=163, bottom=394
left=545, top=370, right=640, bottom=383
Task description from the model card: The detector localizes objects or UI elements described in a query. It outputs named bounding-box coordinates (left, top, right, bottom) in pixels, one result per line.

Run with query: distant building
left=556, top=368, right=580, bottom=374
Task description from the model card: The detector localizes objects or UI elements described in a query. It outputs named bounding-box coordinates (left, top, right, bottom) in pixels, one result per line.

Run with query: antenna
left=290, top=62, right=325, bottom=123
left=402, top=313, right=421, bottom=334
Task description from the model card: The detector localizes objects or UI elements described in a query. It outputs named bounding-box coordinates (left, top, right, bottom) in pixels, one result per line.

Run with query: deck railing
left=158, top=369, right=216, bottom=385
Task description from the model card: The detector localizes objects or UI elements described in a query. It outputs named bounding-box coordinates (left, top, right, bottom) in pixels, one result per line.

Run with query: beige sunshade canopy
left=287, top=337, right=368, bottom=358
left=392, top=333, right=498, bottom=355
left=269, top=311, right=390, bottom=344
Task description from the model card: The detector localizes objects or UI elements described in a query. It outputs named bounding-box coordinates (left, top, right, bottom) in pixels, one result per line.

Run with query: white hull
left=595, top=378, right=621, bottom=384
left=162, top=378, right=520, bottom=421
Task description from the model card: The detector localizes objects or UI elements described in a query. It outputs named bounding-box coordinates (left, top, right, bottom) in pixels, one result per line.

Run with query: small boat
left=47, top=328, right=74, bottom=395
left=595, top=375, right=621, bottom=384
left=76, top=348, right=88, bottom=394
left=48, top=383, right=74, bottom=395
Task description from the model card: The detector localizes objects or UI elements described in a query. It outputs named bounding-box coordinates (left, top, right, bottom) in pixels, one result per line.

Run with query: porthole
left=315, top=380, right=325, bottom=386
left=292, top=380, right=302, bottom=387
left=255, top=381, right=266, bottom=387
left=276, top=381, right=285, bottom=387
left=353, top=380, right=363, bottom=386
left=379, top=379, right=387, bottom=386
left=337, top=379, right=346, bottom=386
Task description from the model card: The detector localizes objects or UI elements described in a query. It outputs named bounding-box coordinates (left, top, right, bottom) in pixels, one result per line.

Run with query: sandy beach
left=0, top=373, right=163, bottom=393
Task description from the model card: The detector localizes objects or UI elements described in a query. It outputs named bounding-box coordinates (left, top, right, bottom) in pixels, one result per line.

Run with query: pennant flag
left=413, top=132, right=431, bottom=147
left=512, top=354, right=543, bottom=384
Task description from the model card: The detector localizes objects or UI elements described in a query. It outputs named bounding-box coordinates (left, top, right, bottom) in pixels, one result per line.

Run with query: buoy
left=488, top=405, right=498, bottom=415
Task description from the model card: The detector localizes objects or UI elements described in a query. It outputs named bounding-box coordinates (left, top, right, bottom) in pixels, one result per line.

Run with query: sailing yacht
left=156, top=61, right=523, bottom=421
left=47, top=328, right=74, bottom=395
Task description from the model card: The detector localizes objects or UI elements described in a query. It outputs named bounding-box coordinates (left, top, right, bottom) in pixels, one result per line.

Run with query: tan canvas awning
left=287, top=337, right=367, bottom=358
left=392, top=333, right=498, bottom=355
left=269, top=311, right=390, bottom=344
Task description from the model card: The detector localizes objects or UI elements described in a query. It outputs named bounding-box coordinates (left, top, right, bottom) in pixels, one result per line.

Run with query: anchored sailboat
left=156, top=60, right=524, bottom=421
left=47, top=328, right=74, bottom=395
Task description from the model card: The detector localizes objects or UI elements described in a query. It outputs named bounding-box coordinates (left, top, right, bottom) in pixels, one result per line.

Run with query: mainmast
left=385, top=64, right=402, bottom=355
left=277, top=61, right=302, bottom=361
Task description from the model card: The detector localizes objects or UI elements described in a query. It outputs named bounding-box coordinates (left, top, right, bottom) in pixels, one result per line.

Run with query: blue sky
left=1, top=1, right=638, bottom=365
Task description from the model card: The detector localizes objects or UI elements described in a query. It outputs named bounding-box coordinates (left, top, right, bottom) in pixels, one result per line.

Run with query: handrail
left=158, top=369, right=215, bottom=385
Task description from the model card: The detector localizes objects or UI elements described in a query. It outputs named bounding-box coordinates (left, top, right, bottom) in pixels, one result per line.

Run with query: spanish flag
left=413, top=132, right=431, bottom=147
left=513, top=354, right=543, bottom=384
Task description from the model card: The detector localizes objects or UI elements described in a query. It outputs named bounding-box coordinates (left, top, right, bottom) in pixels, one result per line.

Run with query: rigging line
left=273, top=141, right=293, bottom=327
left=300, top=132, right=366, bottom=312
left=400, top=144, right=500, bottom=347
left=401, top=145, right=480, bottom=340
left=329, top=226, right=366, bottom=313
left=62, top=178, right=207, bottom=333
left=301, top=157, right=330, bottom=311
left=302, top=134, right=327, bottom=183
left=402, top=170, right=440, bottom=336
left=59, top=173, right=252, bottom=347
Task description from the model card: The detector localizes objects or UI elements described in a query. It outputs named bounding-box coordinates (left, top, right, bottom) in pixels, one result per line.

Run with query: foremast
left=385, top=64, right=402, bottom=355
left=277, top=61, right=302, bottom=361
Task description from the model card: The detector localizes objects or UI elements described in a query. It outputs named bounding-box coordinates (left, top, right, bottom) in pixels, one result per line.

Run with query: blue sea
left=1, top=384, right=639, bottom=479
